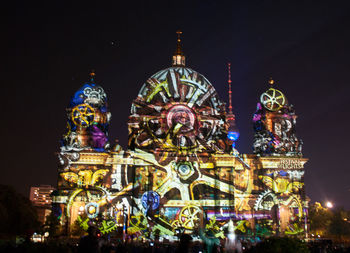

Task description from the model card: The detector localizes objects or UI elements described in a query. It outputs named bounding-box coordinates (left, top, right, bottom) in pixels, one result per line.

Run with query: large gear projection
left=128, top=67, right=227, bottom=152
left=260, top=88, right=286, bottom=112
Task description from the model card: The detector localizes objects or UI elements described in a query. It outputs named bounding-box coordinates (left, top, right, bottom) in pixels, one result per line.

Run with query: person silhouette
left=175, top=234, right=193, bottom=253
left=78, top=226, right=101, bottom=253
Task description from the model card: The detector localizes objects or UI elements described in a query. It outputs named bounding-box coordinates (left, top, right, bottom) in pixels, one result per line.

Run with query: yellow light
left=88, top=206, right=96, bottom=214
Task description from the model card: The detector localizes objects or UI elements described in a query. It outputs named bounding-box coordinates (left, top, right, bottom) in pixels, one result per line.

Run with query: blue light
left=228, top=131, right=239, bottom=141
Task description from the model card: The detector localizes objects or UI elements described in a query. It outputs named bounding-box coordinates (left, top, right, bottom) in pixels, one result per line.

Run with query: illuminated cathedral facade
left=53, top=33, right=308, bottom=239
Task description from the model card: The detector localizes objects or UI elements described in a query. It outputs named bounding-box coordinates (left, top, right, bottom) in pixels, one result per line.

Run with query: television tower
left=226, top=63, right=239, bottom=147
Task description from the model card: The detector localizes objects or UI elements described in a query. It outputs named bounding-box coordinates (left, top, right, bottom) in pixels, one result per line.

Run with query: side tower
left=61, top=72, right=111, bottom=152
left=252, top=79, right=308, bottom=236
left=252, top=79, right=302, bottom=156
left=54, top=73, right=117, bottom=234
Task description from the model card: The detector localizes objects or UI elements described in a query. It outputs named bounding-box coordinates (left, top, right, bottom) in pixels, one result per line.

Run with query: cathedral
left=53, top=32, right=308, bottom=240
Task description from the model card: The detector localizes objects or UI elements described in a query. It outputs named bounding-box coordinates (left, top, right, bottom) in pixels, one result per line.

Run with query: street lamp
left=325, top=201, right=333, bottom=209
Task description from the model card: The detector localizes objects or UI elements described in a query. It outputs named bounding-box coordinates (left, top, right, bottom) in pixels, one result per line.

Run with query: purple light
left=253, top=114, right=261, bottom=122
left=206, top=211, right=271, bottom=220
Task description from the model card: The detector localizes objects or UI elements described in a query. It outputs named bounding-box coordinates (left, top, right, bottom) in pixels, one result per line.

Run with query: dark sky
left=2, top=1, right=350, bottom=209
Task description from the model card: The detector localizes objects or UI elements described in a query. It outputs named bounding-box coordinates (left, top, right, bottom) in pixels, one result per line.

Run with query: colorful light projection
left=123, top=152, right=252, bottom=237
left=57, top=161, right=129, bottom=235
left=253, top=80, right=303, bottom=156
left=254, top=166, right=306, bottom=236
left=55, top=69, right=307, bottom=239
left=128, top=67, right=231, bottom=155
left=122, top=66, right=254, bottom=237
left=61, top=72, right=111, bottom=152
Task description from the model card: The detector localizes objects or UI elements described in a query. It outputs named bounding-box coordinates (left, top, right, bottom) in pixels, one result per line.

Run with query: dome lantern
left=172, top=30, right=186, bottom=67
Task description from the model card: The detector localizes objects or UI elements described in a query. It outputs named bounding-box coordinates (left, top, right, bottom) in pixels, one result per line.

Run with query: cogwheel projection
left=260, top=88, right=286, bottom=112
left=254, top=190, right=278, bottom=211
left=71, top=104, right=95, bottom=127
left=128, top=67, right=228, bottom=152
left=178, top=205, right=202, bottom=230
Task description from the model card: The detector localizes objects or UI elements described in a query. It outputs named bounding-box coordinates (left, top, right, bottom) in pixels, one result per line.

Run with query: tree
left=328, top=208, right=350, bottom=240
left=246, top=237, right=309, bottom=253
left=308, top=202, right=332, bottom=236
left=0, top=185, right=39, bottom=238
left=309, top=202, right=350, bottom=240
left=44, top=212, right=61, bottom=238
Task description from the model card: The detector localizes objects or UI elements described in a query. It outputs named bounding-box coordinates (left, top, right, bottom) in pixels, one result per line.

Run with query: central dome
left=128, top=66, right=229, bottom=153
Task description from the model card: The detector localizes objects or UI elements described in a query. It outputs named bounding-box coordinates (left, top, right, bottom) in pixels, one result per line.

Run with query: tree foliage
left=44, top=212, right=61, bottom=238
left=309, top=202, right=332, bottom=236
left=328, top=208, right=350, bottom=240
left=309, top=202, right=350, bottom=239
left=0, top=185, right=39, bottom=237
left=246, top=237, right=309, bottom=253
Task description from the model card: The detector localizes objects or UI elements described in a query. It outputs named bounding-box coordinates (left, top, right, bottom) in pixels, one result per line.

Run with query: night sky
left=3, top=1, right=350, bottom=209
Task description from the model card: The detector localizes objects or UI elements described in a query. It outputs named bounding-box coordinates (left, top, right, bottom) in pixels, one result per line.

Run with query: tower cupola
left=252, top=78, right=302, bottom=156
left=172, top=30, right=186, bottom=67
left=61, top=71, right=111, bottom=152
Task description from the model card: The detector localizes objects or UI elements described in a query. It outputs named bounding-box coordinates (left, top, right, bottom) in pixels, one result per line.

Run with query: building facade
left=29, top=185, right=55, bottom=224
left=30, top=185, right=55, bottom=207
left=53, top=36, right=307, bottom=239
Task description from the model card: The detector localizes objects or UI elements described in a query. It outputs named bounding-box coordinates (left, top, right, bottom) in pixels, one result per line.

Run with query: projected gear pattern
left=128, top=67, right=228, bottom=152
left=142, top=191, right=160, bottom=211
left=71, top=104, right=95, bottom=128
left=127, top=149, right=253, bottom=234
left=179, top=205, right=202, bottom=230
left=260, top=88, right=286, bottom=111
left=83, top=86, right=106, bottom=105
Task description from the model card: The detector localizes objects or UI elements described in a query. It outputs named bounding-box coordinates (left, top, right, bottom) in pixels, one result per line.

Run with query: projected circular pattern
left=179, top=205, right=203, bottom=230
left=85, top=202, right=99, bottom=219
left=260, top=88, right=286, bottom=111
left=166, top=104, right=196, bottom=134
left=71, top=104, right=95, bottom=127
left=141, top=191, right=160, bottom=211
left=129, top=67, right=227, bottom=151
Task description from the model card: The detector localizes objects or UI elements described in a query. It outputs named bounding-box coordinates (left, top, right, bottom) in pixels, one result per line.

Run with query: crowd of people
left=77, top=226, right=245, bottom=253
left=1, top=226, right=350, bottom=252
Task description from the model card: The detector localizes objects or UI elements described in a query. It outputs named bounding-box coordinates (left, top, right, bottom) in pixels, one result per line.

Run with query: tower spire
left=90, top=70, right=96, bottom=82
left=228, top=63, right=233, bottom=116
left=172, top=30, right=186, bottom=67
